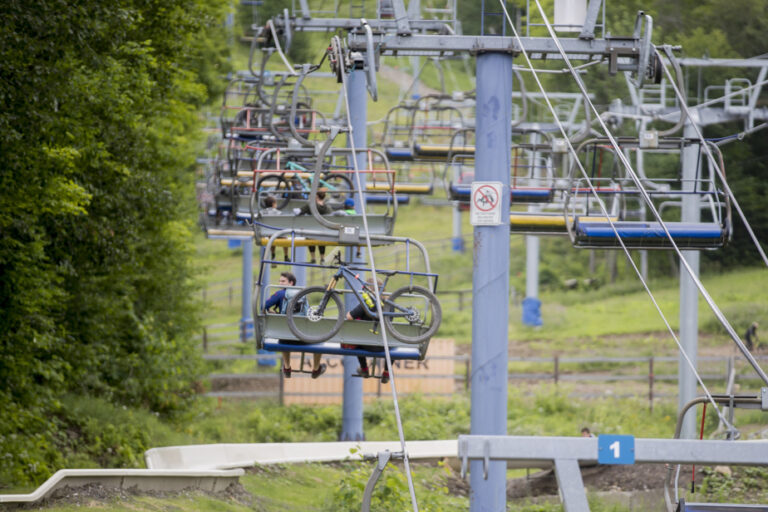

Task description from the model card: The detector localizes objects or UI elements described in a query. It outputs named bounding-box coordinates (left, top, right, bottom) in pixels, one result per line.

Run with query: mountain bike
left=285, top=258, right=441, bottom=345
left=255, top=161, right=353, bottom=210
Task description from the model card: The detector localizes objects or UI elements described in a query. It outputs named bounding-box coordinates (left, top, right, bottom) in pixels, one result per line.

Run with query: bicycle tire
left=286, top=286, right=345, bottom=343
left=256, top=174, right=290, bottom=210
left=383, top=285, right=442, bottom=344
left=322, top=173, right=353, bottom=207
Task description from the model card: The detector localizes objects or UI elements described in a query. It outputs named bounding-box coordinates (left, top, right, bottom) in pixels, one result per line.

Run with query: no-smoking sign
left=470, top=182, right=504, bottom=225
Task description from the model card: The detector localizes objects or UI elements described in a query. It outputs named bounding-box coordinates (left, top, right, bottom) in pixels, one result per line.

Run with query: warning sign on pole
left=470, top=181, right=504, bottom=226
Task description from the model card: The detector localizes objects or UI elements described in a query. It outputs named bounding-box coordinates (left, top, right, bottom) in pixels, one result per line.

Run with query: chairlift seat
left=509, top=214, right=619, bottom=235
left=449, top=184, right=554, bottom=203
left=254, top=212, right=394, bottom=244
left=366, top=195, right=411, bottom=204
left=262, top=340, right=422, bottom=360
left=414, top=143, right=474, bottom=157
left=258, top=314, right=428, bottom=359
left=385, top=147, right=414, bottom=161
left=676, top=498, right=768, bottom=511
left=573, top=220, right=727, bottom=249
left=366, top=182, right=433, bottom=194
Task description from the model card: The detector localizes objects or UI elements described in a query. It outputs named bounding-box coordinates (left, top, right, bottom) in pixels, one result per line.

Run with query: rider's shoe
left=282, top=366, right=291, bottom=379
left=357, top=366, right=370, bottom=378
left=381, top=371, right=390, bottom=385
left=311, top=363, right=327, bottom=379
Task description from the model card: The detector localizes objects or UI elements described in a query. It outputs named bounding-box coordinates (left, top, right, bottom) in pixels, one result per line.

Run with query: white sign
left=470, top=181, right=504, bottom=226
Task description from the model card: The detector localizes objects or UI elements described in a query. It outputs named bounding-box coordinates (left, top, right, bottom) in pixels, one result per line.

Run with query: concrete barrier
left=145, top=440, right=458, bottom=470
left=0, top=468, right=244, bottom=504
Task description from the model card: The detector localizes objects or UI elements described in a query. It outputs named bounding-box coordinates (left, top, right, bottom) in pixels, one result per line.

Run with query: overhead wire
left=497, top=0, right=736, bottom=432
left=530, top=0, right=767, bottom=388
left=333, top=37, right=420, bottom=512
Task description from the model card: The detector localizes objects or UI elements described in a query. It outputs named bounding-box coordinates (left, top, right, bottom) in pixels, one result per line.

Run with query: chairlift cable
left=531, top=0, right=768, bottom=389
left=497, top=0, right=735, bottom=432
left=335, top=38, right=421, bottom=512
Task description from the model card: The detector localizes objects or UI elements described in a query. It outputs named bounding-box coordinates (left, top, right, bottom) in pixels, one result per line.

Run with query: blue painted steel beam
left=470, top=53, right=513, bottom=512
left=241, top=240, right=254, bottom=343
left=340, top=69, right=367, bottom=442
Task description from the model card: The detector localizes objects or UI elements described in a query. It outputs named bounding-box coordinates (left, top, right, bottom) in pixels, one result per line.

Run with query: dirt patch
left=210, top=375, right=279, bottom=393
left=3, top=482, right=253, bottom=511
left=443, top=463, right=692, bottom=500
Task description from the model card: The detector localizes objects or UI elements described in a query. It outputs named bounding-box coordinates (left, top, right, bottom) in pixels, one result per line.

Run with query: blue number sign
left=597, top=434, right=635, bottom=465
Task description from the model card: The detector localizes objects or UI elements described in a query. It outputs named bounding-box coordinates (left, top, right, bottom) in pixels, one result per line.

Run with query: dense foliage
left=0, top=0, right=230, bottom=486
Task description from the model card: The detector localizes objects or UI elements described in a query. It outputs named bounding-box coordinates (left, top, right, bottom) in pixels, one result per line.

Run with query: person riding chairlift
left=342, top=278, right=389, bottom=384
left=264, top=272, right=326, bottom=379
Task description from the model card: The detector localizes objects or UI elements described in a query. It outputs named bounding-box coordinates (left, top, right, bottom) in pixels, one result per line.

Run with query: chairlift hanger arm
left=265, top=18, right=450, bottom=33
left=578, top=0, right=603, bottom=40
left=348, top=32, right=642, bottom=65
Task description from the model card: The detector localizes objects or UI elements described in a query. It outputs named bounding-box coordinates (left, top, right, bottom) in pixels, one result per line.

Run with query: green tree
left=0, top=0, right=229, bottom=486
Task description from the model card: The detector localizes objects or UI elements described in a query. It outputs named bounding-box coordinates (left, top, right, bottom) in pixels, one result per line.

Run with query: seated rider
left=264, top=272, right=326, bottom=379
left=343, top=278, right=389, bottom=384
left=296, top=189, right=331, bottom=264
left=260, top=195, right=290, bottom=265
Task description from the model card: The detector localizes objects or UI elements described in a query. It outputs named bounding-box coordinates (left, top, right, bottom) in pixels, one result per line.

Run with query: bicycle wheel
left=321, top=173, right=353, bottom=208
left=256, top=174, right=290, bottom=210
left=383, top=285, right=442, bottom=344
left=286, top=286, right=345, bottom=343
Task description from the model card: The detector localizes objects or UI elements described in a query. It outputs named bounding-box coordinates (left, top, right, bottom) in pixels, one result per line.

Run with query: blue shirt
left=264, top=289, right=287, bottom=313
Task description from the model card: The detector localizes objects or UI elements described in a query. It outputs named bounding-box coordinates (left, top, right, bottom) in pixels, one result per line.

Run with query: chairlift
left=254, top=232, right=441, bottom=360
left=249, top=143, right=398, bottom=244
left=565, top=139, right=732, bottom=250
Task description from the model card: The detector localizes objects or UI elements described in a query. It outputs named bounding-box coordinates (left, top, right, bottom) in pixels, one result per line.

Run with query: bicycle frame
left=285, top=161, right=344, bottom=198
left=325, top=265, right=407, bottom=321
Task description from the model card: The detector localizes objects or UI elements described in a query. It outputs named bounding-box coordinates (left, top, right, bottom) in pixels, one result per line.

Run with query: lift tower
left=345, top=1, right=660, bottom=509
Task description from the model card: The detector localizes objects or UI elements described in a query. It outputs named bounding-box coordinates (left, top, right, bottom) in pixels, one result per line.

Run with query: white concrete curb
left=145, top=440, right=458, bottom=470
left=0, top=468, right=244, bottom=504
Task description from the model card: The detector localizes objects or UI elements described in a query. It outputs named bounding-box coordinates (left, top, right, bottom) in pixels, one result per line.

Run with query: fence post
left=229, top=285, right=233, bottom=306
left=649, top=356, right=654, bottom=412
left=459, top=291, right=464, bottom=312
left=279, top=366, right=284, bottom=406
left=465, top=356, right=471, bottom=391
left=203, top=327, right=208, bottom=353
left=202, top=288, right=207, bottom=303
left=554, top=355, right=559, bottom=385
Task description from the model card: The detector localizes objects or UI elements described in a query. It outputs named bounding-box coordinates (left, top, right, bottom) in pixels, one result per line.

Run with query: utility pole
left=470, top=52, right=513, bottom=511
left=678, top=120, right=701, bottom=439
left=340, top=67, right=368, bottom=441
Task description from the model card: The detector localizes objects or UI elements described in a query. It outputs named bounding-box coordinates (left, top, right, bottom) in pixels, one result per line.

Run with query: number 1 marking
left=609, top=441, right=620, bottom=459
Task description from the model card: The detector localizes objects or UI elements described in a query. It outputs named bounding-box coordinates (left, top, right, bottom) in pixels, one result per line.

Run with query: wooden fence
left=203, top=348, right=768, bottom=408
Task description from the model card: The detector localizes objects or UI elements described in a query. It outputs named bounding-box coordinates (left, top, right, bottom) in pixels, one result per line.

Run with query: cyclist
left=264, top=272, right=327, bottom=379
left=343, top=278, right=389, bottom=384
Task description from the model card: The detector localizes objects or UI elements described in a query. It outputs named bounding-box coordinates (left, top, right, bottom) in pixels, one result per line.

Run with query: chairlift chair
left=254, top=233, right=441, bottom=361
left=565, top=139, right=732, bottom=250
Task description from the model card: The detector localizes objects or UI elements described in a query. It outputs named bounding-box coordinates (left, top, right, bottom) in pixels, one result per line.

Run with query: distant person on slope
left=745, top=321, right=759, bottom=351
